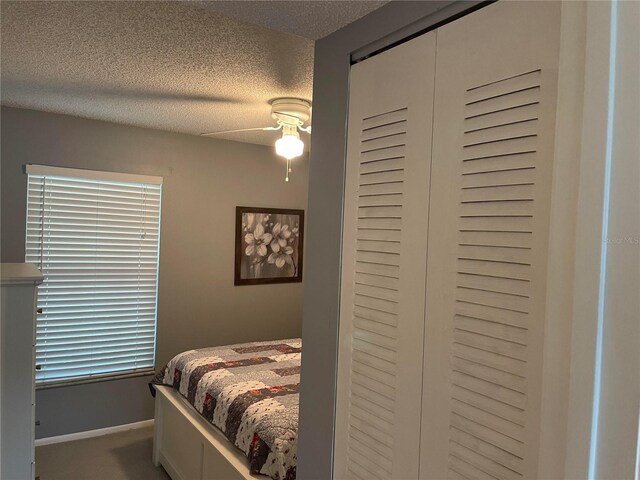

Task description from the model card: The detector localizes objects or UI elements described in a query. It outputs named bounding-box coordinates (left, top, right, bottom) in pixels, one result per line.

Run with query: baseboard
left=35, top=419, right=154, bottom=447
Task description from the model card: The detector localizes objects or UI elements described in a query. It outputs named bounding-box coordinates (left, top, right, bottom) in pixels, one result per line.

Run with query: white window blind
left=25, top=165, right=163, bottom=385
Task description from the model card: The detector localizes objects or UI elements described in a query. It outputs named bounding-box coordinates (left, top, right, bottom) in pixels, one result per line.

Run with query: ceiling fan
left=200, top=98, right=311, bottom=182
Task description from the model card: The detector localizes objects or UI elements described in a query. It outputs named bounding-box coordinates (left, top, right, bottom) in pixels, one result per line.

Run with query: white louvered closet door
left=420, top=2, right=562, bottom=479
left=334, top=32, right=437, bottom=479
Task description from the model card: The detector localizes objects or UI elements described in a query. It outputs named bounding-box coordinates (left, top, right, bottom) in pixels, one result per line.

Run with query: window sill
left=36, top=369, right=156, bottom=390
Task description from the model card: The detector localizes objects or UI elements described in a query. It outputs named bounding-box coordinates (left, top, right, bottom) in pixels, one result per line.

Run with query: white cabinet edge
left=0, top=263, right=44, bottom=285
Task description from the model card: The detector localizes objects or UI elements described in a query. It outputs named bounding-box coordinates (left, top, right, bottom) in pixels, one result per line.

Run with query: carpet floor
left=35, top=426, right=170, bottom=480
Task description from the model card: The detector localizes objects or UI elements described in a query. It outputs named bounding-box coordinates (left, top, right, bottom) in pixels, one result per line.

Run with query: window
left=25, top=165, right=162, bottom=385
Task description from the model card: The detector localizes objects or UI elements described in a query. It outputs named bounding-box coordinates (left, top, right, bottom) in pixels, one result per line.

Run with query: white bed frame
left=152, top=385, right=261, bottom=480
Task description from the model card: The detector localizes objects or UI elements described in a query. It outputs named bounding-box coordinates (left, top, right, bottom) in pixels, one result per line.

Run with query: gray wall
left=1, top=106, right=308, bottom=439
left=297, top=2, right=481, bottom=478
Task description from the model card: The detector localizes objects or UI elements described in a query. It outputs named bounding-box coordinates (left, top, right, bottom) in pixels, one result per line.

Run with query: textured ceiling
left=0, top=1, right=386, bottom=146
left=198, top=1, right=389, bottom=40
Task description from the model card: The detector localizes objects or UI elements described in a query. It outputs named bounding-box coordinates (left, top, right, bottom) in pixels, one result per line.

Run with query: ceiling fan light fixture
left=275, top=125, right=304, bottom=160
left=201, top=97, right=310, bottom=182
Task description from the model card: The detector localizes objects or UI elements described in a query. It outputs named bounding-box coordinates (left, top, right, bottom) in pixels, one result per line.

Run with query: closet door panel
left=421, top=2, right=561, bottom=479
left=334, top=32, right=436, bottom=480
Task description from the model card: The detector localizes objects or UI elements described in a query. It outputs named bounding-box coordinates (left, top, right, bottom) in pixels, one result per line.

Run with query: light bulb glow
left=275, top=131, right=304, bottom=160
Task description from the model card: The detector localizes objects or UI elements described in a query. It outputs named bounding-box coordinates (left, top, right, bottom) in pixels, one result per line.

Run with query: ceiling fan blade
left=200, top=126, right=280, bottom=136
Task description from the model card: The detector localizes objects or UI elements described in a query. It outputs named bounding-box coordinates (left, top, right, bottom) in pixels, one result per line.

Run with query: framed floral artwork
left=235, top=206, right=304, bottom=285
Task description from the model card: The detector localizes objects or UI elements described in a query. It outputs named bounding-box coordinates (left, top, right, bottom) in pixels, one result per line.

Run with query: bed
left=151, top=338, right=301, bottom=480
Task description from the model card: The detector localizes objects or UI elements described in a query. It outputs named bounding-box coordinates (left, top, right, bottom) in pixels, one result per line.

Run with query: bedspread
left=152, top=338, right=301, bottom=480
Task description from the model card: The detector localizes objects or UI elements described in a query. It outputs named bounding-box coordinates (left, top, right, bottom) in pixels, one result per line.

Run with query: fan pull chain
left=285, top=158, right=292, bottom=182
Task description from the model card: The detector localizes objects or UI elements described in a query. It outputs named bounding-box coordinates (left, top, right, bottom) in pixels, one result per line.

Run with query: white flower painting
left=235, top=207, right=304, bottom=285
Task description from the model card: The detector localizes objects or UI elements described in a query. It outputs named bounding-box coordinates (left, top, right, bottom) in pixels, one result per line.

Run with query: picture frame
left=234, top=206, right=304, bottom=285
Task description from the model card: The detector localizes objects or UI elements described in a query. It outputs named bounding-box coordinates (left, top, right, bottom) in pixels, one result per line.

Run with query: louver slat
left=423, top=4, right=561, bottom=477
left=347, top=110, right=406, bottom=476
left=444, top=69, right=543, bottom=478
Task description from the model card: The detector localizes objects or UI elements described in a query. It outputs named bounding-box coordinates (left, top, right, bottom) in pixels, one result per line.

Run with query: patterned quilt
left=151, top=338, right=301, bottom=480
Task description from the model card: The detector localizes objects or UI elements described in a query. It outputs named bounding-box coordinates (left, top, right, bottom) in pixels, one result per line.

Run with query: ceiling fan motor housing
left=271, top=98, right=311, bottom=127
